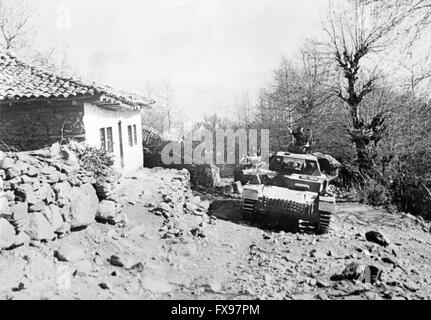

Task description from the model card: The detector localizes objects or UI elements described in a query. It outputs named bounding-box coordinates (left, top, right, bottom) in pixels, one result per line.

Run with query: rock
left=26, top=166, right=38, bottom=178
left=126, top=224, right=146, bottom=238
left=331, top=263, right=382, bottom=284
left=365, top=231, right=390, bottom=247
left=0, top=218, right=16, bottom=250
left=107, top=229, right=120, bottom=240
left=29, top=201, right=47, bottom=213
left=15, top=184, right=37, bottom=204
left=190, top=227, right=206, bottom=238
left=56, top=223, right=71, bottom=235
left=65, top=184, right=98, bottom=228
left=55, top=243, right=86, bottom=263
left=316, top=280, right=330, bottom=288
left=0, top=196, right=11, bottom=218
left=74, top=260, right=93, bottom=276
left=11, top=202, right=29, bottom=231
left=0, top=156, right=15, bottom=170
left=310, top=249, right=328, bottom=259
left=331, top=262, right=366, bottom=281
left=404, top=281, right=420, bottom=292
left=113, top=213, right=128, bottom=225
left=205, top=280, right=223, bottom=293
left=141, top=276, right=172, bottom=294
left=99, top=282, right=110, bottom=290
left=25, top=212, right=56, bottom=241
left=67, top=176, right=82, bottom=187
left=382, top=256, right=398, bottom=266
left=52, top=181, right=72, bottom=207
left=5, top=167, right=21, bottom=180
left=44, top=205, right=64, bottom=231
left=158, top=202, right=172, bottom=213
left=96, top=200, right=117, bottom=222
left=13, top=232, right=31, bottom=247
left=35, top=183, right=55, bottom=204
left=108, top=254, right=138, bottom=269
left=4, top=191, right=14, bottom=202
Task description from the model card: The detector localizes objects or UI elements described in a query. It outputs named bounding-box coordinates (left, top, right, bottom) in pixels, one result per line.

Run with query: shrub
left=357, top=180, right=392, bottom=207
left=76, top=145, right=115, bottom=181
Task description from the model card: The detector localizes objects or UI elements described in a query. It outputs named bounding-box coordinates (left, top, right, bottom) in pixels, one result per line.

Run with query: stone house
left=0, top=52, right=154, bottom=173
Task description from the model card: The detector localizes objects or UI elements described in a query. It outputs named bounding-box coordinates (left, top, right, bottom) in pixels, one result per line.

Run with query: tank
left=240, top=151, right=339, bottom=234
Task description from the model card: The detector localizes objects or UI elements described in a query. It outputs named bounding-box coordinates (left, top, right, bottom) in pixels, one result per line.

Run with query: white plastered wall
left=82, top=102, right=143, bottom=174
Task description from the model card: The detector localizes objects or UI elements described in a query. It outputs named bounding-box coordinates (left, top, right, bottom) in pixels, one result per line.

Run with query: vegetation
left=225, top=0, right=431, bottom=219
left=76, top=145, right=115, bottom=181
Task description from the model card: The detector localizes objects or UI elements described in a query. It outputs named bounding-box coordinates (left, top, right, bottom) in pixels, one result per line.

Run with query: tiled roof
left=0, top=52, right=154, bottom=110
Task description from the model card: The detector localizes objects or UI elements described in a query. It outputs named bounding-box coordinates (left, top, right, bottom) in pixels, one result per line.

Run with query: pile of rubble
left=0, top=144, right=101, bottom=250
left=143, top=168, right=213, bottom=241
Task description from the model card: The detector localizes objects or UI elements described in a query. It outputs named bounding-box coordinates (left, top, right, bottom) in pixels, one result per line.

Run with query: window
left=106, top=127, right=114, bottom=153
left=128, top=125, right=133, bottom=147
left=100, top=128, right=106, bottom=151
left=100, top=127, right=114, bottom=153
left=133, top=125, right=138, bottom=145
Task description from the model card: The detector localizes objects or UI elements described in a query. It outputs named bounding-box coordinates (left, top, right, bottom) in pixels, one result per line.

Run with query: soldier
left=289, top=126, right=311, bottom=154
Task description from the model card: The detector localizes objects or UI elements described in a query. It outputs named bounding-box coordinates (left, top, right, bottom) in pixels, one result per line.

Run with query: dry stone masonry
left=0, top=144, right=100, bottom=250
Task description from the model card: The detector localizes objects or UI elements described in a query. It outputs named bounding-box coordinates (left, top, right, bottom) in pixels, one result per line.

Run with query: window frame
left=128, top=125, right=133, bottom=147
left=100, top=128, right=106, bottom=151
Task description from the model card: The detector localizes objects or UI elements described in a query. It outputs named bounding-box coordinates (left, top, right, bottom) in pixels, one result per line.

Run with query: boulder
left=96, top=200, right=117, bottom=222
left=26, top=166, right=39, bottom=178
left=13, top=161, right=29, bottom=175
left=108, top=254, right=138, bottom=269
left=44, top=205, right=65, bottom=231
left=35, top=183, right=55, bottom=204
left=29, top=201, right=47, bottom=213
left=0, top=156, right=15, bottom=170
left=25, top=212, right=56, bottom=241
left=4, top=191, right=15, bottom=202
left=0, top=218, right=16, bottom=250
left=55, top=242, right=86, bottom=263
left=5, top=167, right=21, bottom=180
left=65, top=184, right=98, bottom=228
left=15, top=184, right=37, bottom=204
left=52, top=181, right=72, bottom=206
left=11, top=202, right=29, bottom=231
left=365, top=231, right=390, bottom=247
left=126, top=224, right=146, bottom=238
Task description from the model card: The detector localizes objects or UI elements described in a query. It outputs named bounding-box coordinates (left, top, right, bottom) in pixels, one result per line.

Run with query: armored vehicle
left=240, top=151, right=339, bottom=234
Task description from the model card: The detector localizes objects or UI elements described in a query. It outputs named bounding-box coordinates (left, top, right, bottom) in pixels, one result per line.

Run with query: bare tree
left=234, top=91, right=254, bottom=127
left=322, top=0, right=402, bottom=173
left=0, top=0, right=36, bottom=50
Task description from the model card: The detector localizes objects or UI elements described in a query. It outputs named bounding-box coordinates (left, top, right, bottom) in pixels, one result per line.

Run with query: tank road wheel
left=316, top=211, right=332, bottom=234
left=241, top=200, right=258, bottom=221
left=298, top=220, right=316, bottom=234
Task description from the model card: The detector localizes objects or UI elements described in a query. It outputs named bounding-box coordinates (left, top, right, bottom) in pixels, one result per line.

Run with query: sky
left=34, top=0, right=326, bottom=124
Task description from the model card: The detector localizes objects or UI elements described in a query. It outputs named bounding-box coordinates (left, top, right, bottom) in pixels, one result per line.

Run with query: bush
left=390, top=174, right=431, bottom=220
left=77, top=145, right=115, bottom=181
left=357, top=180, right=392, bottom=207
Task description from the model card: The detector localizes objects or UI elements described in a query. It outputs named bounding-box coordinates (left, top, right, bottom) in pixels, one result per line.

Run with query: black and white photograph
left=0, top=0, right=430, bottom=305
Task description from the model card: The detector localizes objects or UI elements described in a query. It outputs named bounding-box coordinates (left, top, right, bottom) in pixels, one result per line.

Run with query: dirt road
left=0, top=168, right=430, bottom=300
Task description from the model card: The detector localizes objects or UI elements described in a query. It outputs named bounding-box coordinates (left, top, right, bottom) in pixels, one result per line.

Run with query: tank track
left=316, top=211, right=332, bottom=234
left=298, top=211, right=332, bottom=234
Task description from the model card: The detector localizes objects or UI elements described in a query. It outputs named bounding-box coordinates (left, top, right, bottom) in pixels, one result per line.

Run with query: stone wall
left=0, top=100, right=85, bottom=151
left=0, top=146, right=100, bottom=250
